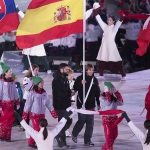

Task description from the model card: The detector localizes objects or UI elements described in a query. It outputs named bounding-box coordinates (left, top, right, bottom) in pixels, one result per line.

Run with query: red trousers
left=0, top=101, right=14, bottom=140
left=28, top=113, right=45, bottom=146
left=101, top=116, right=118, bottom=150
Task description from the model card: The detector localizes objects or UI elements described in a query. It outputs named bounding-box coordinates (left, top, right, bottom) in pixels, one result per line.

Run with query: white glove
left=104, top=86, right=109, bottom=92
left=143, top=16, right=150, bottom=30
left=93, top=2, right=100, bottom=9
left=66, top=106, right=75, bottom=113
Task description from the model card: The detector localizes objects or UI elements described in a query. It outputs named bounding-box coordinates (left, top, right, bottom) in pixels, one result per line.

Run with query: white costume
left=20, top=118, right=68, bottom=150
left=96, top=15, right=122, bottom=62
left=128, top=121, right=150, bottom=150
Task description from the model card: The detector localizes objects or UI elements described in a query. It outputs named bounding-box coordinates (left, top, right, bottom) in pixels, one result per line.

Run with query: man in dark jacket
left=72, top=64, right=100, bottom=146
left=52, top=63, right=73, bottom=148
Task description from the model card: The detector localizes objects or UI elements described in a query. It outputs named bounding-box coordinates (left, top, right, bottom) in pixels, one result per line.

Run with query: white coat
left=22, top=44, right=46, bottom=56
left=20, top=118, right=67, bottom=150
left=96, top=15, right=122, bottom=62
left=128, top=121, right=150, bottom=150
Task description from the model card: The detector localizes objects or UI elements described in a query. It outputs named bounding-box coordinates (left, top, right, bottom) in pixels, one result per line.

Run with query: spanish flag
left=16, top=0, right=83, bottom=49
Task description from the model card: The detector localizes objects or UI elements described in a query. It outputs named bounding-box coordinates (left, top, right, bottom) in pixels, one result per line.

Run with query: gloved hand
left=50, top=110, right=58, bottom=119
left=104, top=86, right=109, bottom=93
left=66, top=106, right=76, bottom=119
left=122, top=111, right=130, bottom=122
left=93, top=2, right=100, bottom=9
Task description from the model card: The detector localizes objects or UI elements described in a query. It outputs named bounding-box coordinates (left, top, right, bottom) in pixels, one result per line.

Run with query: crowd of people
left=0, top=62, right=150, bottom=150
left=0, top=0, right=150, bottom=75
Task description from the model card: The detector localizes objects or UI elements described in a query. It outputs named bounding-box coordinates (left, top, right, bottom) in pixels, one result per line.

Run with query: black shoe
left=5, top=139, right=11, bottom=142
left=72, top=135, right=77, bottom=143
left=0, top=137, right=4, bottom=141
left=84, top=141, right=94, bottom=146
left=28, top=145, right=37, bottom=148
left=61, top=144, right=70, bottom=148
left=55, top=135, right=63, bottom=147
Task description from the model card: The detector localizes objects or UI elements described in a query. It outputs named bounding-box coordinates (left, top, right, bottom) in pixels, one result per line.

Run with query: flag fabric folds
left=16, top=0, right=83, bottom=49
left=0, top=0, right=19, bottom=34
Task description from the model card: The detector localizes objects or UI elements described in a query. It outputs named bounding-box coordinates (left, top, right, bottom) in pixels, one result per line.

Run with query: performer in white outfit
left=122, top=112, right=150, bottom=150
left=93, top=8, right=126, bottom=80
left=14, top=107, right=75, bottom=150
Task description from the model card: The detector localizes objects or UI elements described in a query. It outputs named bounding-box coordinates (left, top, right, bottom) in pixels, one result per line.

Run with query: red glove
left=50, top=110, right=58, bottom=119
left=22, top=112, right=28, bottom=120
left=117, top=10, right=124, bottom=15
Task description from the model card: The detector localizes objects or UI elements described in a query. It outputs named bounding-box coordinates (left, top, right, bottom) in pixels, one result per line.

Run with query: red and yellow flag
left=16, top=0, right=83, bottom=49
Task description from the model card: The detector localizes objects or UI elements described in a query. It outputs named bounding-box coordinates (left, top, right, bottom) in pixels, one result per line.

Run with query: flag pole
left=83, top=0, right=86, bottom=108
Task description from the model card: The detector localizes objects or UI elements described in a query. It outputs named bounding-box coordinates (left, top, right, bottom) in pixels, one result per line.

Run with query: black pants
left=56, top=110, right=72, bottom=144
left=72, top=108, right=94, bottom=143
left=121, top=40, right=138, bottom=69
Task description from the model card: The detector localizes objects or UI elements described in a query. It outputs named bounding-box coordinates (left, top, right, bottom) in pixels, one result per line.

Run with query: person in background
left=22, top=76, right=57, bottom=148
left=93, top=8, right=126, bottom=80
left=65, top=69, right=76, bottom=137
left=122, top=112, right=150, bottom=150
left=86, top=18, right=99, bottom=61
left=120, top=18, right=141, bottom=72
left=2, top=31, right=17, bottom=51
left=72, top=64, right=100, bottom=146
left=100, top=82, right=124, bottom=150
left=11, top=73, right=23, bottom=128
left=22, top=64, right=39, bottom=126
left=52, top=63, right=74, bottom=148
left=0, top=62, right=20, bottom=142
left=0, top=34, right=5, bottom=58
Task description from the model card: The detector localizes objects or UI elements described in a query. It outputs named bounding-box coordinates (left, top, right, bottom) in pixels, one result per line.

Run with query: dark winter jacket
left=74, top=74, right=100, bottom=109
left=52, top=71, right=71, bottom=110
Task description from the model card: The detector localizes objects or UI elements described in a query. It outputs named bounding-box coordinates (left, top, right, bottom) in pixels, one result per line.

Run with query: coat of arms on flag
left=0, top=0, right=6, bottom=21
left=54, top=5, right=71, bottom=23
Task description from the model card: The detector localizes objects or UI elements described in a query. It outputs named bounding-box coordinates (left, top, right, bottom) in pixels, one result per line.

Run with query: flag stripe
left=28, top=0, right=62, bottom=9
left=0, top=13, right=19, bottom=34
left=17, top=0, right=83, bottom=35
left=16, top=20, right=82, bottom=49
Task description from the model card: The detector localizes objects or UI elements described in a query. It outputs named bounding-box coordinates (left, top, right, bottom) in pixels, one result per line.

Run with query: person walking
left=52, top=63, right=74, bottom=148
left=72, top=64, right=100, bottom=146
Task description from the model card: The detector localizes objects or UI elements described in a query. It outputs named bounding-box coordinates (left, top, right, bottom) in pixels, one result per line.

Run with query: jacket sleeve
left=45, top=94, right=54, bottom=111
left=95, top=15, right=107, bottom=31
left=95, top=78, right=100, bottom=106
left=114, top=91, right=124, bottom=106
left=100, top=96, right=111, bottom=106
left=51, top=118, right=67, bottom=137
left=52, top=79, right=71, bottom=98
left=113, top=20, right=123, bottom=35
left=23, top=92, right=34, bottom=113
left=145, top=92, right=150, bottom=110
left=128, top=121, right=145, bottom=143
left=73, top=76, right=82, bottom=92
left=20, top=120, right=38, bottom=141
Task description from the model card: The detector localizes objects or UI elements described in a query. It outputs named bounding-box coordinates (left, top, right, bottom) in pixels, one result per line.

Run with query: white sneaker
left=47, top=70, right=52, bottom=74
left=25, top=131, right=30, bottom=139
left=22, top=70, right=28, bottom=74
left=121, top=77, right=126, bottom=81
left=65, top=130, right=71, bottom=137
